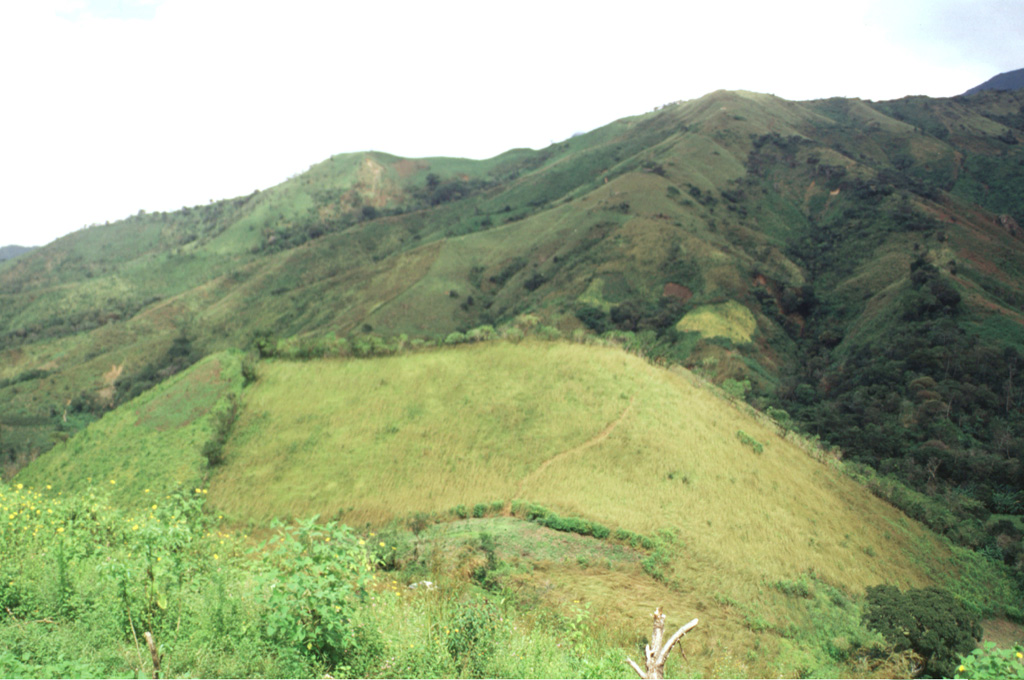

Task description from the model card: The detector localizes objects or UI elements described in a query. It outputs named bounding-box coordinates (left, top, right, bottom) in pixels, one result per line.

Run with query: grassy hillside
left=4, top=90, right=1024, bottom=488
left=213, top=341, right=922, bottom=579
left=16, top=351, right=245, bottom=505
left=205, top=340, right=1009, bottom=676
left=12, top=336, right=1021, bottom=677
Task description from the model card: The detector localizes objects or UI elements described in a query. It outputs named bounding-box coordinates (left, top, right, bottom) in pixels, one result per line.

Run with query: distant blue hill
left=0, top=245, right=36, bottom=262
left=964, top=68, right=1024, bottom=95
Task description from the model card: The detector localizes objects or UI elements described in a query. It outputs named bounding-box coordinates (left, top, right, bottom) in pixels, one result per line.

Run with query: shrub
left=445, top=598, right=499, bottom=676
left=772, top=575, right=814, bottom=598
left=737, top=430, right=764, bottom=454
left=201, top=395, right=238, bottom=467
left=256, top=517, right=380, bottom=673
left=575, top=305, right=609, bottom=333
left=501, top=327, right=525, bottom=343
left=515, top=503, right=611, bottom=539
left=766, top=406, right=793, bottom=434
left=534, top=325, right=562, bottom=341
left=863, top=585, right=981, bottom=678
left=523, top=272, right=547, bottom=291
left=722, top=378, right=751, bottom=400
left=465, top=325, right=496, bottom=342
left=444, top=332, right=467, bottom=345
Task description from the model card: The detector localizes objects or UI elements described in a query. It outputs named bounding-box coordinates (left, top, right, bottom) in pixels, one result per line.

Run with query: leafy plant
left=737, top=430, right=764, bottom=454
left=956, top=642, right=1024, bottom=680
left=722, top=378, right=751, bottom=401
left=445, top=598, right=499, bottom=676
left=256, top=517, right=380, bottom=673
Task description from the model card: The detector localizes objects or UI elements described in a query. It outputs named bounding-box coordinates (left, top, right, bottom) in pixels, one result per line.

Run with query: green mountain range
left=2, top=86, right=1024, bottom=676
left=0, top=245, right=35, bottom=263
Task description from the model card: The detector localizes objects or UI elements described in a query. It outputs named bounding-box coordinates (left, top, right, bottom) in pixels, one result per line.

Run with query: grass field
left=198, top=339, right=993, bottom=676
left=209, top=340, right=949, bottom=581
left=14, top=338, right=1020, bottom=676
left=16, top=351, right=246, bottom=505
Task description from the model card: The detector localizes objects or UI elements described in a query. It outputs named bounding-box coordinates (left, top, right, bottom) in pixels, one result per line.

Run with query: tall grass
left=213, top=341, right=945, bottom=583
left=200, top=340, right=980, bottom=675
left=13, top=337, right=1014, bottom=676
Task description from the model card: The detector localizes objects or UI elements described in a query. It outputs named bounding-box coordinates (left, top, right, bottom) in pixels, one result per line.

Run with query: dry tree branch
left=144, top=631, right=161, bottom=679
left=626, top=607, right=699, bottom=680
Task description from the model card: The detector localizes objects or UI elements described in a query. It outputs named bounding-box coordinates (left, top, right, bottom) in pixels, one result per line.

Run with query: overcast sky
left=1, top=0, right=1022, bottom=247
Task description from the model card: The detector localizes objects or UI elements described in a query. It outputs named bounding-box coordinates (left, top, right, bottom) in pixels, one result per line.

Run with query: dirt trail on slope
left=514, top=396, right=635, bottom=498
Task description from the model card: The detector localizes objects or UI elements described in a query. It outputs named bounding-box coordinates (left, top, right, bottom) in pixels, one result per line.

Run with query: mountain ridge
left=4, top=85, right=1024, bottom=676
left=0, top=244, right=36, bottom=262
left=2, top=87, right=1023, bottom=571
left=964, top=67, right=1024, bottom=95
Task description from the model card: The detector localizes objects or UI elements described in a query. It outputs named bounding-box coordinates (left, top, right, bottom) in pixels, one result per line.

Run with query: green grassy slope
left=13, top=334, right=1021, bottom=677
left=210, top=341, right=939, bottom=583
left=15, top=337, right=1007, bottom=676
left=15, top=351, right=245, bottom=505
left=201, top=340, right=1005, bottom=676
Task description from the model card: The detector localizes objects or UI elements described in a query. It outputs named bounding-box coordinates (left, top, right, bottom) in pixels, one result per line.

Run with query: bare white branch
left=655, top=617, right=699, bottom=666
left=624, top=609, right=698, bottom=679
left=626, top=657, right=646, bottom=678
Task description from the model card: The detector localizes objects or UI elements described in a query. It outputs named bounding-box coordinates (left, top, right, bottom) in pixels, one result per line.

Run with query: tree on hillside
left=863, top=585, right=981, bottom=678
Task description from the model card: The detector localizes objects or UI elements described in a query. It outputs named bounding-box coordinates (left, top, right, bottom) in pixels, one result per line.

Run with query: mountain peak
left=963, top=67, right=1024, bottom=95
